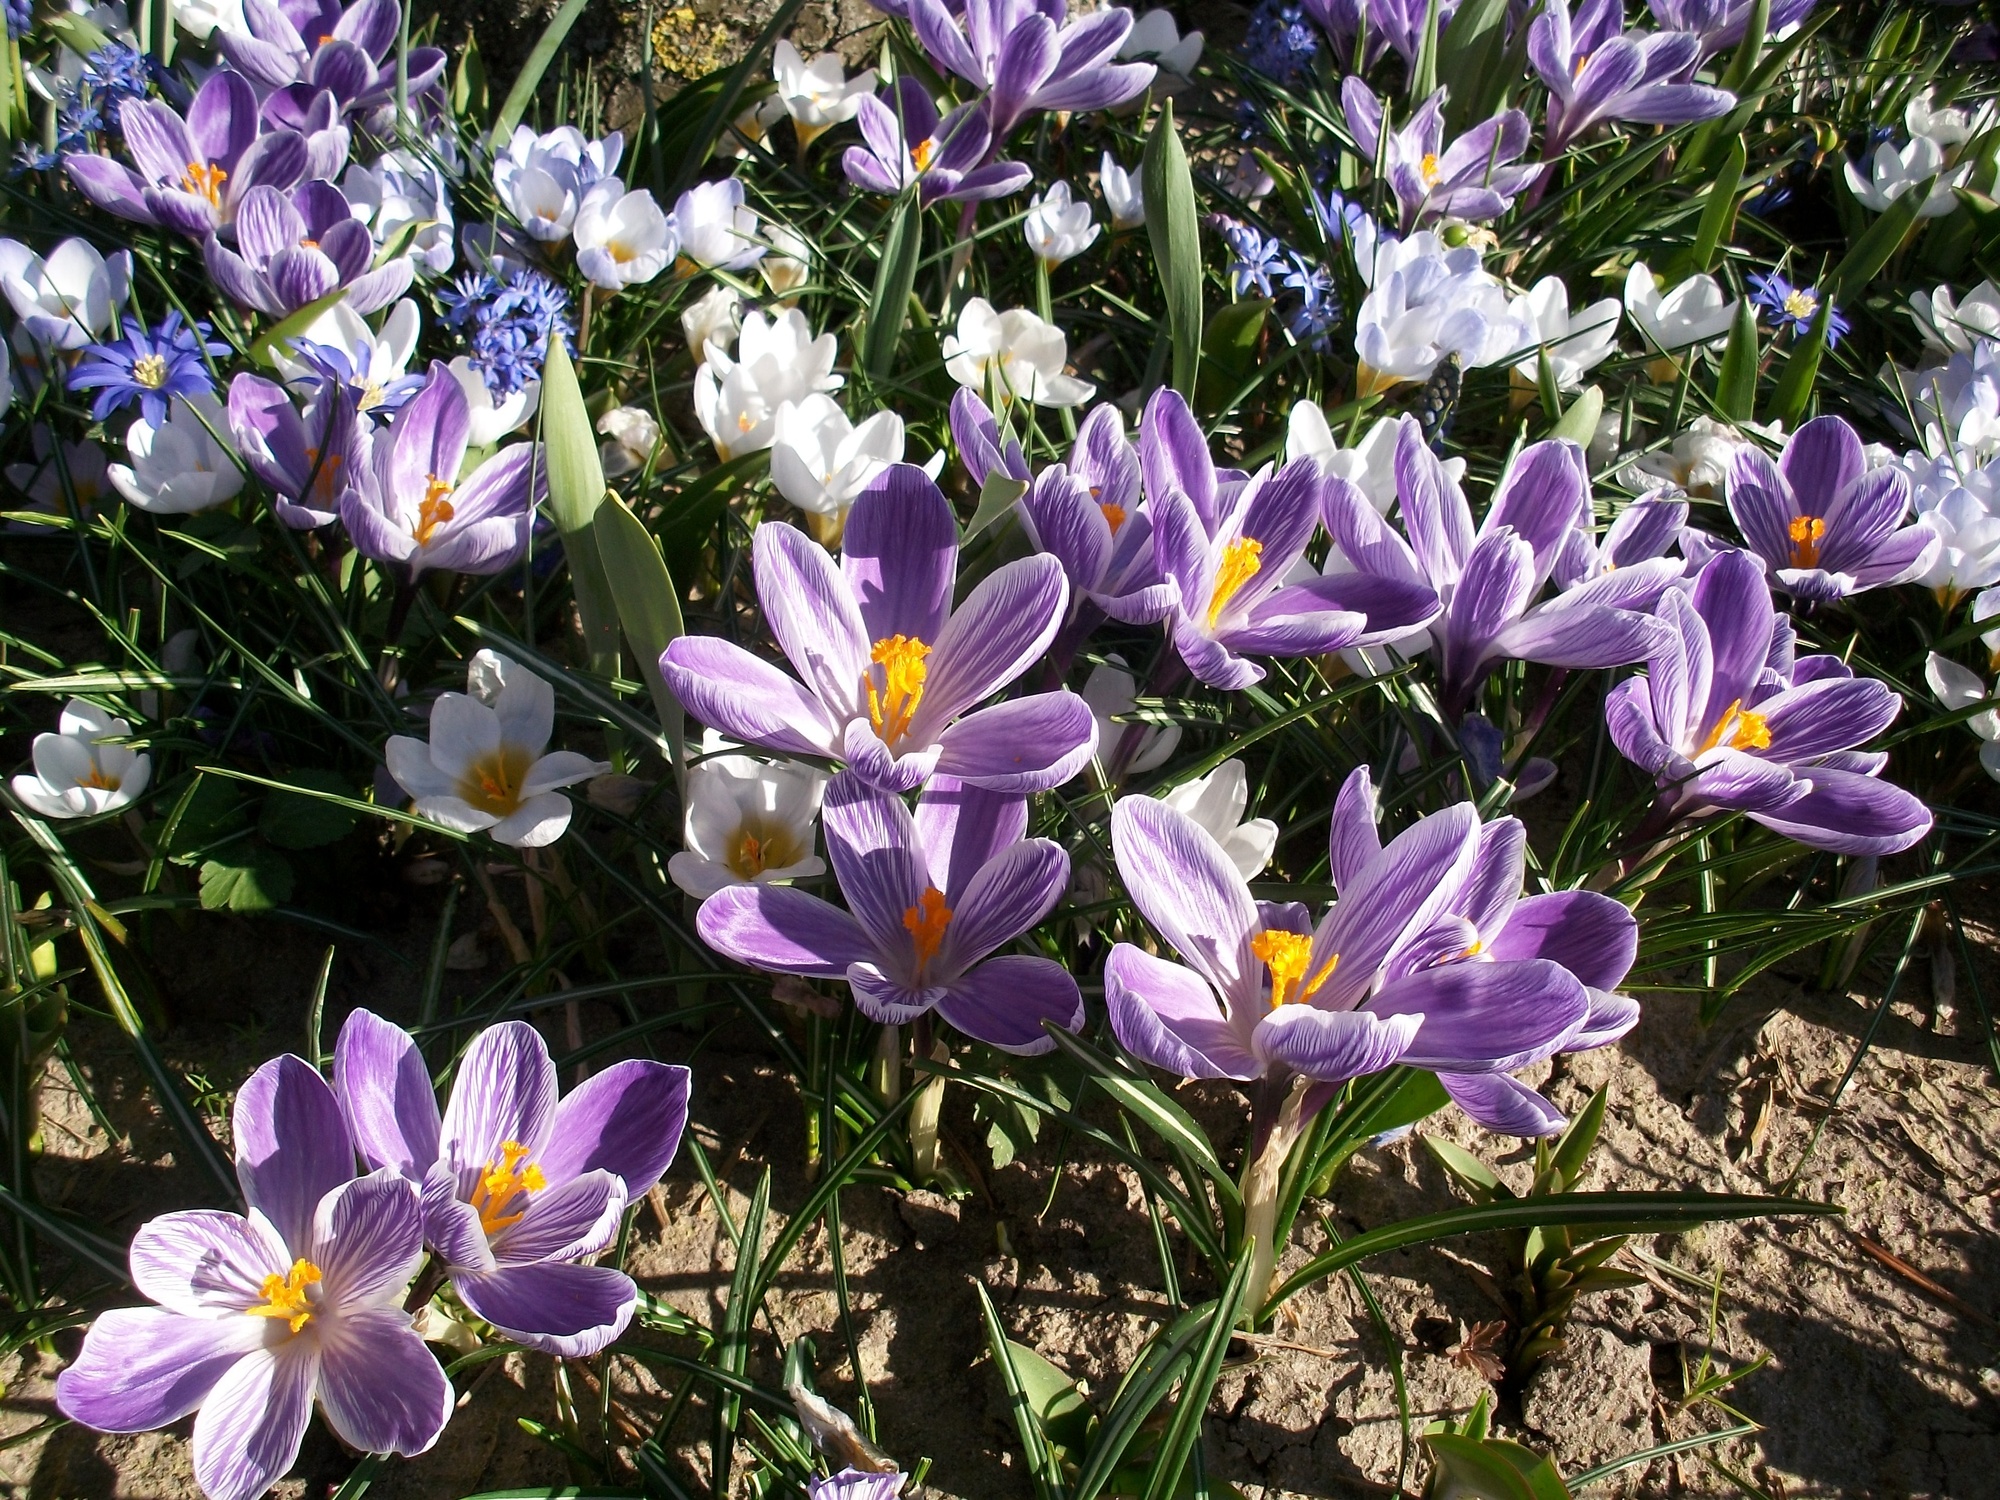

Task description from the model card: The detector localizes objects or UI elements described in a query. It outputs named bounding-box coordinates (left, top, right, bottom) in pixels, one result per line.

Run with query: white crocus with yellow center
left=1024, top=181, right=1099, bottom=271
left=1154, top=758, right=1277, bottom=879
left=769, top=394, right=911, bottom=544
left=574, top=180, right=677, bottom=290
left=11, top=698, right=152, bottom=819
left=772, top=40, right=877, bottom=149
left=693, top=308, right=843, bottom=460
left=108, top=393, right=244, bottom=514
left=448, top=357, right=540, bottom=448
left=1926, top=652, right=2000, bottom=781
left=384, top=651, right=609, bottom=847
left=942, top=298, right=1095, bottom=409
left=669, top=730, right=829, bottom=898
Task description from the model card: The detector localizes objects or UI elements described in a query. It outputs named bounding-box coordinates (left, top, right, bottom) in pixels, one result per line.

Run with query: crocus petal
left=695, top=882, right=874, bottom=977
left=130, top=1210, right=289, bottom=1316
left=1328, top=765, right=1382, bottom=894
left=1312, top=803, right=1480, bottom=1009
left=934, top=954, right=1084, bottom=1054
left=1395, top=417, right=1474, bottom=584
left=537, top=1060, right=690, bottom=1194
left=1488, top=603, right=1668, bottom=671
left=841, top=464, right=959, bottom=646
left=1776, top=414, right=1863, bottom=511
left=1368, top=959, right=1589, bottom=1073
left=55, top=1309, right=264, bottom=1432
left=1756, top=675, right=1902, bottom=761
left=847, top=963, right=944, bottom=1025
left=1724, top=447, right=1799, bottom=569
left=754, top=521, right=869, bottom=720
left=1109, top=793, right=1259, bottom=1001
left=913, top=777, right=1030, bottom=900
left=233, top=1053, right=355, bottom=1252
left=822, top=770, right=928, bottom=955
left=437, top=1021, right=557, bottom=1182
left=489, top=1168, right=626, bottom=1265
left=1571, top=988, right=1640, bottom=1050
left=1748, top=766, right=1933, bottom=855
left=1487, top=891, right=1638, bottom=991
left=333, top=1008, right=442, bottom=1178
left=932, top=691, right=1098, bottom=792
left=309, top=1168, right=426, bottom=1310
left=937, top=838, right=1068, bottom=971
left=914, top=554, right=1069, bottom=731
left=1253, top=1005, right=1421, bottom=1086
left=1439, top=1072, right=1566, bottom=1136
left=661, top=637, right=842, bottom=760
left=1104, top=943, right=1260, bottom=1079
left=452, top=1261, right=637, bottom=1359
left=191, top=1343, right=318, bottom=1500
left=315, top=1309, right=452, bottom=1457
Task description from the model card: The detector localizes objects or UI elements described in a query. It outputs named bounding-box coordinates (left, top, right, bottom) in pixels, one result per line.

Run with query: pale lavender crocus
left=1551, top=490, right=1691, bottom=589
left=1648, top=0, right=1816, bottom=55
left=55, top=1056, right=451, bottom=1500
left=841, top=79, right=1032, bottom=206
left=339, top=361, right=541, bottom=578
left=1326, top=416, right=1674, bottom=716
left=205, top=181, right=413, bottom=319
left=220, top=0, right=445, bottom=116
left=1018, top=402, right=1174, bottom=626
left=334, top=1011, right=689, bottom=1358
left=697, top=772, right=1084, bottom=1052
left=813, top=1472, right=908, bottom=1500
left=1303, top=0, right=1458, bottom=68
left=227, top=371, right=370, bottom=528
left=1144, top=390, right=1442, bottom=690
left=1606, top=546, right=1933, bottom=855
left=1723, top=415, right=1939, bottom=602
left=1340, top=79, right=1541, bottom=232
left=65, top=69, right=309, bottom=238
left=951, top=386, right=1031, bottom=488
left=899, top=0, right=1155, bottom=139
left=660, top=464, right=1097, bottom=794
left=1530, top=0, right=1735, bottom=155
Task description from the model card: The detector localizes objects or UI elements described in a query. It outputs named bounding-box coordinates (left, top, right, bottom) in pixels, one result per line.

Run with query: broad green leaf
left=592, top=492, right=686, bottom=776
left=863, top=194, right=924, bottom=384
left=1715, top=298, right=1760, bottom=423
left=978, top=1286, right=1067, bottom=1500
left=249, top=289, right=348, bottom=369
left=1437, top=0, right=1511, bottom=130
left=1717, top=0, right=1769, bottom=91
left=1197, top=297, right=1269, bottom=414
left=451, top=29, right=487, bottom=117
left=1689, top=136, right=1747, bottom=275
left=1420, top=1136, right=1507, bottom=1202
left=1546, top=385, right=1602, bottom=448
left=1422, top=1434, right=1553, bottom=1500
left=200, top=846, right=295, bottom=911
left=962, top=473, right=1029, bottom=545
left=540, top=338, right=622, bottom=679
left=1007, top=1340, right=1097, bottom=1455
left=1767, top=295, right=1832, bottom=428
left=258, top=769, right=359, bottom=850
left=486, top=0, right=589, bottom=148
left=44, top=11, right=112, bottom=56
left=1143, top=98, right=1203, bottom=399
left=1550, top=1085, right=1609, bottom=1185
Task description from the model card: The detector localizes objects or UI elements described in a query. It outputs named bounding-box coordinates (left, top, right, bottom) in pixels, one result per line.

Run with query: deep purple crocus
left=55, top=1056, right=451, bottom=1500
left=334, top=1010, right=689, bottom=1358
left=900, top=0, right=1155, bottom=140
left=65, top=69, right=308, bottom=237
left=69, top=312, right=228, bottom=426
left=1143, top=390, right=1442, bottom=690
left=697, top=772, right=1085, bottom=1052
left=1303, top=0, right=1458, bottom=68
left=1340, top=79, right=1541, bottom=232
left=1605, top=547, right=1933, bottom=854
left=1327, top=416, right=1674, bottom=715
left=842, top=78, right=1031, bottom=205
left=261, top=86, right=353, bottom=181
left=660, top=464, right=1097, bottom=794
left=1648, top=0, right=1816, bottom=55
left=205, top=181, right=413, bottom=319
left=220, top=0, right=445, bottom=117
left=1330, top=769, right=1640, bottom=1135
left=228, top=371, right=369, bottom=528
left=1723, top=416, right=1938, bottom=601
left=1530, top=0, right=1735, bottom=154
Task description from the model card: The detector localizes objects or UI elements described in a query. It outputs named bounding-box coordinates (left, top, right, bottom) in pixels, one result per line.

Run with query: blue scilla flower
left=70, top=312, right=229, bottom=425
left=1282, top=254, right=1339, bottom=351
left=81, top=44, right=153, bottom=127
left=1748, top=271, right=1850, bottom=347
left=4, top=0, right=31, bottom=41
left=437, top=262, right=575, bottom=399
left=1214, top=216, right=1287, bottom=297
left=1242, top=0, right=1318, bottom=87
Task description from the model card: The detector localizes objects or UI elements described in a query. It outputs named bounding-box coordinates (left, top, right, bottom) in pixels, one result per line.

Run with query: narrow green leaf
left=1436, top=0, right=1511, bottom=130
left=664, top=0, right=810, bottom=196
left=486, top=0, right=589, bottom=148
left=43, top=11, right=113, bottom=56
left=1546, top=385, right=1603, bottom=448
left=1829, top=181, right=1926, bottom=300
left=1767, top=294, right=1833, bottom=428
left=540, top=338, right=622, bottom=679
left=1420, top=1136, right=1507, bottom=1201
left=1715, top=298, right=1760, bottom=423
left=1143, top=98, right=1202, bottom=399
left=304, top=945, right=335, bottom=1067
left=1072, top=1311, right=1208, bottom=1500
left=977, top=1286, right=1068, bottom=1500
left=712, top=1168, right=770, bottom=1500
left=1041, top=1028, right=1235, bottom=1203
left=863, top=194, right=924, bottom=384
left=1690, top=137, right=1747, bottom=275
left=1408, top=0, right=1443, bottom=100
left=1141, top=1255, right=1254, bottom=1500
left=1550, top=1086, right=1609, bottom=1186
left=592, top=492, right=686, bottom=776
left=249, top=289, right=349, bottom=369
left=961, top=473, right=1029, bottom=545
left=1717, top=0, right=1769, bottom=92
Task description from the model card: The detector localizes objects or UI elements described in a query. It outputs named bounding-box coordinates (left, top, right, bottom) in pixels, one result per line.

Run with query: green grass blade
left=1141, top=1254, right=1255, bottom=1500
left=976, top=1283, right=1068, bottom=1500
left=863, top=194, right=925, bottom=384
left=486, top=0, right=589, bottom=148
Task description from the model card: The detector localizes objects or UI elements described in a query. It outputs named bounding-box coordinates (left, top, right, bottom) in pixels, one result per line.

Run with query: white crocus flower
left=760, top=224, right=812, bottom=300
left=1624, top=262, right=1738, bottom=355
left=384, top=650, right=609, bottom=848
left=1907, top=89, right=1993, bottom=148
left=1082, top=656, right=1180, bottom=776
left=1099, top=153, right=1145, bottom=230
left=673, top=178, right=766, bottom=272
left=11, top=698, right=151, bottom=819
left=721, top=97, right=787, bottom=159
left=943, top=299, right=1095, bottom=409
left=769, top=395, right=907, bottom=543
left=1904, top=449, right=2000, bottom=604
left=1353, top=232, right=1522, bottom=395
left=1510, top=276, right=1621, bottom=391
left=771, top=40, right=877, bottom=149
left=341, top=150, right=456, bottom=274
left=598, top=406, right=661, bottom=479
left=493, top=126, right=622, bottom=243
left=1119, top=7, right=1203, bottom=74
left=277, top=298, right=421, bottom=414
left=1153, top=759, right=1277, bottom=880
left=171, top=0, right=245, bottom=38
left=1287, top=405, right=1456, bottom=512
left=109, top=394, right=243, bottom=514
left=0, top=237, right=131, bottom=352
left=448, top=357, right=540, bottom=447
left=1618, top=415, right=1777, bottom=498
left=682, top=284, right=744, bottom=366
left=1910, top=282, right=2000, bottom=354
left=1024, top=181, right=1100, bottom=271
left=693, top=309, right=843, bottom=460
left=1925, top=653, right=2000, bottom=781
left=1845, top=135, right=1966, bottom=218
left=574, top=180, right=677, bottom=290
left=668, top=730, right=828, bottom=898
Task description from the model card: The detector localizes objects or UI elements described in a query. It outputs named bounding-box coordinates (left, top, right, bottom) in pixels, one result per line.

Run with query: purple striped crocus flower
left=1324, top=416, right=1674, bottom=716
left=1143, top=390, right=1442, bottom=690
left=1530, top=0, right=1735, bottom=155
left=205, top=181, right=414, bottom=319
left=339, top=361, right=542, bottom=578
left=842, top=78, right=1032, bottom=205
left=334, top=1011, right=689, bottom=1358
left=1340, top=79, right=1541, bottom=232
left=65, top=69, right=309, bottom=238
left=1303, top=0, right=1458, bottom=68
left=1606, top=547, right=1934, bottom=854
left=1019, top=402, right=1174, bottom=627
left=220, top=0, right=445, bottom=117
left=55, top=1056, right=451, bottom=1500
left=227, top=371, right=370, bottom=528
left=1648, top=0, right=1815, bottom=55
left=1723, top=415, right=1939, bottom=602
left=898, top=0, right=1155, bottom=140
left=697, top=773, right=1085, bottom=1052
left=660, top=464, right=1097, bottom=794
left=951, top=387, right=1031, bottom=488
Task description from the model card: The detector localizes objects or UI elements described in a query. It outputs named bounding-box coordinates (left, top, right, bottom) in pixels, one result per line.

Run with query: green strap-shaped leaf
left=486, top=0, right=589, bottom=149
left=1767, top=294, right=1833, bottom=429
left=593, top=492, right=686, bottom=777
left=863, top=193, right=925, bottom=384
left=540, top=338, right=623, bottom=680
left=1143, top=98, right=1203, bottom=400
left=1690, top=136, right=1747, bottom=276
left=1436, top=0, right=1511, bottom=130
left=1141, top=1253, right=1255, bottom=1500
left=1829, top=180, right=1926, bottom=302
left=977, top=1286, right=1069, bottom=1500
left=1041, top=1025, right=1239, bottom=1204
left=1715, top=298, right=1761, bottom=423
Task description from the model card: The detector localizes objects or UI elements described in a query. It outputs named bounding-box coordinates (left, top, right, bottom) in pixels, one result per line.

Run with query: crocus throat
left=179, top=160, right=227, bottom=208
left=865, top=634, right=931, bottom=747
left=304, top=445, right=343, bottom=503
left=132, top=353, right=169, bottom=389
left=904, top=885, right=953, bottom=970
left=1787, top=514, right=1826, bottom=568
left=1207, top=537, right=1264, bottom=628
left=911, top=138, right=936, bottom=174
left=246, top=1258, right=322, bottom=1335
left=77, top=765, right=120, bottom=791
left=1697, top=698, right=1772, bottom=754
left=414, top=475, right=456, bottom=545
left=1419, top=152, right=1440, bottom=187
left=727, top=818, right=799, bottom=879
left=470, top=1140, right=547, bottom=1234
left=1100, top=501, right=1127, bottom=532
left=1250, top=929, right=1339, bottom=1008
left=456, top=743, right=535, bottom=817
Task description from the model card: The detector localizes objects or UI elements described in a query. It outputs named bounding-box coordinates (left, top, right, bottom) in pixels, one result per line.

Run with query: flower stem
left=1241, top=1077, right=1310, bottom=1322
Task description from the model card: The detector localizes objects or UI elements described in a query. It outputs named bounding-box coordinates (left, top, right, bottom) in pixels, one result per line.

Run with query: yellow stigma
left=911, top=137, right=936, bottom=173
left=1100, top=501, right=1127, bottom=532
left=735, top=830, right=767, bottom=876
left=1207, top=537, right=1264, bottom=628
left=1787, top=514, right=1827, bottom=569
left=304, top=445, right=343, bottom=504
left=131, top=353, right=169, bottom=389
left=1697, top=698, right=1773, bottom=755
left=470, top=1140, right=547, bottom=1234
left=1782, top=288, right=1818, bottom=322
left=414, top=475, right=455, bottom=545
left=246, top=1259, right=323, bottom=1335
left=180, top=160, right=227, bottom=208
left=1419, top=151, right=1441, bottom=186
left=865, top=634, right=932, bottom=748
left=903, top=885, right=953, bottom=970
left=456, top=744, right=535, bottom=817
left=1250, top=929, right=1340, bottom=1008
left=77, top=765, right=120, bottom=791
